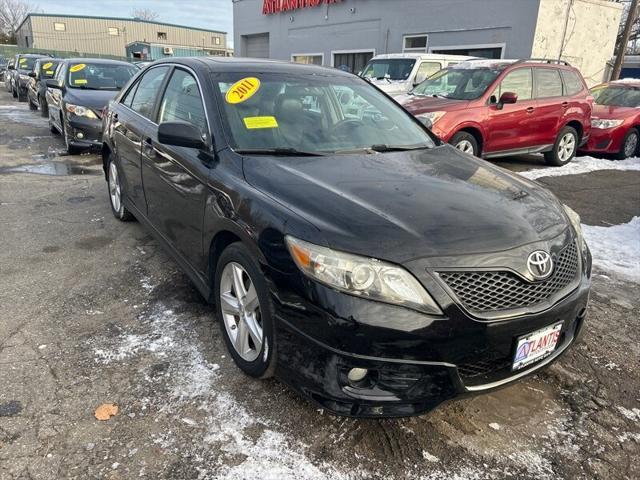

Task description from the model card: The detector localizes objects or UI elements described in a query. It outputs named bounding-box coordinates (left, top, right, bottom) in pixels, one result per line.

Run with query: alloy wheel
left=219, top=262, right=263, bottom=362
left=456, top=140, right=475, bottom=155
left=557, top=133, right=576, bottom=162
left=108, top=162, right=121, bottom=213
left=624, top=133, right=638, bottom=158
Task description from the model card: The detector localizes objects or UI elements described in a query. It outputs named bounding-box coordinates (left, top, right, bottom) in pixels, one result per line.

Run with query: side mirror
left=8, top=65, right=15, bottom=70
left=158, top=121, right=206, bottom=149
left=497, top=91, right=518, bottom=109
left=45, top=79, right=62, bottom=89
left=28, top=71, right=36, bottom=78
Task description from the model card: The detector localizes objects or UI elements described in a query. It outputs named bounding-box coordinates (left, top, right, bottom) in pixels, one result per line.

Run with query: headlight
left=66, top=104, right=98, bottom=119
left=416, top=111, right=446, bottom=128
left=591, top=118, right=623, bottom=129
left=285, top=236, right=442, bottom=314
left=563, top=204, right=586, bottom=253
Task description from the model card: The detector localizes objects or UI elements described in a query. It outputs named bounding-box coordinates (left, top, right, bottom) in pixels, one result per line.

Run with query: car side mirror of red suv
left=497, top=91, right=518, bottom=110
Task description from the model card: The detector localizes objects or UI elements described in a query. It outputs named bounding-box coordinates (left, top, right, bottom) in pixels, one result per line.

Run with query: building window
left=332, top=50, right=374, bottom=74
left=292, top=54, right=323, bottom=66
left=403, top=35, right=428, bottom=53
left=53, top=22, right=66, bottom=31
left=430, top=44, right=504, bottom=59
left=213, top=36, right=221, bottom=45
left=157, top=32, right=167, bottom=40
left=108, top=27, right=119, bottom=36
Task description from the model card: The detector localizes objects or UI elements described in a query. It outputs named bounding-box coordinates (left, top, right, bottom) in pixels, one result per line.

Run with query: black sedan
left=27, top=57, right=61, bottom=116
left=101, top=58, right=592, bottom=417
left=46, top=58, right=138, bottom=154
left=8, top=53, right=48, bottom=101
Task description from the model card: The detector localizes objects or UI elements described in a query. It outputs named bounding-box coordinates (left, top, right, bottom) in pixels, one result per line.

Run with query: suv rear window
left=534, top=68, right=563, bottom=98
left=560, top=70, right=583, bottom=96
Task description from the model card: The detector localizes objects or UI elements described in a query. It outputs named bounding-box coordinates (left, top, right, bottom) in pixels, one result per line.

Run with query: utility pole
left=612, top=0, right=639, bottom=80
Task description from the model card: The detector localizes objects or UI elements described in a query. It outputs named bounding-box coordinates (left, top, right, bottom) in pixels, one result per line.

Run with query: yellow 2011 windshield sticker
left=243, top=116, right=279, bottom=129
left=226, top=77, right=260, bottom=104
left=74, top=79, right=88, bottom=85
left=42, top=62, right=53, bottom=70
left=70, top=64, right=86, bottom=73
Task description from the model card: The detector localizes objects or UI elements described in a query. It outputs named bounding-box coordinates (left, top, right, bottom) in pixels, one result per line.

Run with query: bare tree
left=131, top=8, right=159, bottom=21
left=0, top=0, right=39, bottom=37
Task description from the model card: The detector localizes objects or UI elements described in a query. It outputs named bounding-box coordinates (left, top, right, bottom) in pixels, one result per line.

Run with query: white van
left=360, top=53, right=473, bottom=97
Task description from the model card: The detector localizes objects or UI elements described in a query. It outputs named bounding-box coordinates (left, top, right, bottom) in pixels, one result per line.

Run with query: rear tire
left=39, top=97, right=48, bottom=117
left=544, top=126, right=578, bottom=166
left=28, top=97, right=37, bottom=110
left=17, top=88, right=26, bottom=102
left=450, top=131, right=479, bottom=157
left=614, top=129, right=639, bottom=160
left=214, top=243, right=276, bottom=379
left=12, top=86, right=17, bottom=98
left=106, top=154, right=135, bottom=222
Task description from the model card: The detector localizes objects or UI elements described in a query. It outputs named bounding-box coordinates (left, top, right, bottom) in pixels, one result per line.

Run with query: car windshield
left=412, top=67, right=502, bottom=100
left=592, top=85, right=640, bottom=108
left=361, top=59, right=417, bottom=81
left=18, top=56, right=39, bottom=71
left=67, top=62, right=138, bottom=90
left=39, top=60, right=59, bottom=78
left=214, top=72, right=436, bottom=154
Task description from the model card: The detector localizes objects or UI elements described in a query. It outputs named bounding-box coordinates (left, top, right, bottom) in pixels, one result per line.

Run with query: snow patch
left=617, top=406, right=640, bottom=422
left=582, top=217, right=640, bottom=282
left=518, top=156, right=640, bottom=180
left=422, top=450, right=440, bottom=463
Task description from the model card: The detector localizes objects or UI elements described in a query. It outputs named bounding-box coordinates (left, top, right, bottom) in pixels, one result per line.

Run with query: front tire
left=39, top=96, right=48, bottom=117
left=450, top=131, right=479, bottom=157
left=545, top=126, right=578, bottom=166
left=28, top=96, right=37, bottom=110
left=614, top=129, right=639, bottom=160
left=62, top=118, right=82, bottom=155
left=215, top=243, right=276, bottom=379
left=107, top=155, right=134, bottom=221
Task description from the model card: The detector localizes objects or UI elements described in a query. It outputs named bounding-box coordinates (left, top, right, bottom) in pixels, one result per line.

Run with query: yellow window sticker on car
left=70, top=64, right=86, bottom=73
left=45, top=70, right=54, bottom=75
left=19, top=58, right=27, bottom=64
left=42, top=62, right=53, bottom=70
left=243, top=116, right=279, bottom=129
left=74, top=79, right=88, bottom=85
left=226, top=77, right=260, bottom=104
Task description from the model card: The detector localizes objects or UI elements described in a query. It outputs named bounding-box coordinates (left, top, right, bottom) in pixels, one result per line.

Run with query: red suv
left=399, top=59, right=592, bottom=166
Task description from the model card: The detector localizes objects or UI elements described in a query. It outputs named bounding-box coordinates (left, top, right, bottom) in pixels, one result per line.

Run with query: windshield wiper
left=234, top=147, right=326, bottom=157
left=369, top=144, right=431, bottom=153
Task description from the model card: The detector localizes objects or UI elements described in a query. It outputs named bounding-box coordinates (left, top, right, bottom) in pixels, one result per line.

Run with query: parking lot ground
left=1, top=87, right=639, bottom=480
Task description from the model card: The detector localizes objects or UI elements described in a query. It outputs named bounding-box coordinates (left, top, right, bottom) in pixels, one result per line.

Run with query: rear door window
left=534, top=68, right=563, bottom=98
left=560, top=70, right=584, bottom=96
left=129, top=66, right=171, bottom=119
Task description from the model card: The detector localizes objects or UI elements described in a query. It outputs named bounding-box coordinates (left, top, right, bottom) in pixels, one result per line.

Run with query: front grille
left=438, top=241, right=579, bottom=314
left=458, top=357, right=512, bottom=379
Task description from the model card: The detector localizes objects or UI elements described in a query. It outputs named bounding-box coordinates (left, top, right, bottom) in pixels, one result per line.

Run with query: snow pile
left=518, top=156, right=640, bottom=180
left=583, top=217, right=640, bottom=282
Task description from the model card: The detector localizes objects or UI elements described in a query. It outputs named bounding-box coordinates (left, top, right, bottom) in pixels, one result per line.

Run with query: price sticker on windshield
left=74, top=79, right=88, bottom=85
left=19, top=58, right=27, bottom=64
left=243, top=116, right=279, bottom=129
left=42, top=62, right=53, bottom=70
left=226, top=77, right=260, bottom=104
left=70, top=64, right=86, bottom=73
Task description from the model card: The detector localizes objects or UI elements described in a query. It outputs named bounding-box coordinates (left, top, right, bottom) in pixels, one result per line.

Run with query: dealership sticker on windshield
left=42, top=62, right=53, bottom=70
left=226, top=77, right=260, bottom=104
left=512, top=322, right=562, bottom=371
left=74, top=79, right=88, bottom=85
left=70, top=64, right=86, bottom=72
left=243, top=116, right=278, bottom=129
left=46, top=71, right=54, bottom=75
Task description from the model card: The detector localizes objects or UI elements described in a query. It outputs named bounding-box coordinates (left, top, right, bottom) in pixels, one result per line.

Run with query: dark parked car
left=46, top=58, right=138, bottom=154
left=8, top=53, right=48, bottom=101
left=398, top=59, right=593, bottom=165
left=27, top=57, right=62, bottom=116
left=102, top=58, right=592, bottom=417
left=4, top=57, right=15, bottom=92
left=580, top=79, right=640, bottom=159
left=0, top=57, right=7, bottom=82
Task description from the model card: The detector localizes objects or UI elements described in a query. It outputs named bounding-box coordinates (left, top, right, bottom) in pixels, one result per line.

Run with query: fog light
left=76, top=131, right=84, bottom=139
left=347, top=368, right=368, bottom=383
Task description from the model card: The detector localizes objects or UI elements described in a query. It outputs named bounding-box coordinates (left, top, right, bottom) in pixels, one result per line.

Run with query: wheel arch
left=564, top=120, right=584, bottom=143
left=452, top=125, right=485, bottom=155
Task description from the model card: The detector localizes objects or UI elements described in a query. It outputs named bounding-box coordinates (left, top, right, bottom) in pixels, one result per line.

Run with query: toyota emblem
left=527, top=250, right=554, bottom=280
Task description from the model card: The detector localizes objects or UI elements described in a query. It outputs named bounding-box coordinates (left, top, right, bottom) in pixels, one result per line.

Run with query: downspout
left=558, top=0, right=573, bottom=60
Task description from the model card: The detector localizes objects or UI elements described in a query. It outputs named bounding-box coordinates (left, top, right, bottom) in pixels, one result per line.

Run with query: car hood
left=243, top=145, right=568, bottom=263
left=398, top=95, right=469, bottom=114
left=592, top=103, right=639, bottom=120
left=64, top=88, right=120, bottom=111
left=367, top=78, right=412, bottom=95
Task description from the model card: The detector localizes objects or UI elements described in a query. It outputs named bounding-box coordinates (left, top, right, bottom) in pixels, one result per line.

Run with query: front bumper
left=65, top=116, right=103, bottom=148
left=269, top=244, right=592, bottom=418
left=579, top=126, right=626, bottom=154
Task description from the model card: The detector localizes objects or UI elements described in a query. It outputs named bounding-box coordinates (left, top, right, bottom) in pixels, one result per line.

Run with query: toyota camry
left=101, top=58, right=592, bottom=417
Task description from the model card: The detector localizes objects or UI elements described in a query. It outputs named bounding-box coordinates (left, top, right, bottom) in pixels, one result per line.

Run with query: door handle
left=526, top=107, right=535, bottom=114
left=142, top=137, right=155, bottom=156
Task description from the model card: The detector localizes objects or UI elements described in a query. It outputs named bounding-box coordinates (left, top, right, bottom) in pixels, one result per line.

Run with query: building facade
left=16, top=13, right=228, bottom=59
left=233, top=0, right=622, bottom=85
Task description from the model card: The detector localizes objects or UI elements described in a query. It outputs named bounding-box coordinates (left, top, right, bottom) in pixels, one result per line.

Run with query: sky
left=34, top=0, right=234, bottom=45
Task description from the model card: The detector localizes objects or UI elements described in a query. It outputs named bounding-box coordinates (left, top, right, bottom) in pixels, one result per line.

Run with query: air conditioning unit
left=163, top=47, right=174, bottom=55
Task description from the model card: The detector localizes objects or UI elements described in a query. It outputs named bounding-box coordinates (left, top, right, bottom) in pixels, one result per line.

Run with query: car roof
left=608, top=78, right=640, bottom=87
left=16, top=53, right=48, bottom=58
left=149, top=56, right=356, bottom=78
left=370, top=53, right=473, bottom=61
left=61, top=58, right=134, bottom=66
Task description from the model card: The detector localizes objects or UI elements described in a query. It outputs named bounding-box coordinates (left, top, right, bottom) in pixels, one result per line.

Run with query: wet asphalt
left=0, top=87, right=639, bottom=480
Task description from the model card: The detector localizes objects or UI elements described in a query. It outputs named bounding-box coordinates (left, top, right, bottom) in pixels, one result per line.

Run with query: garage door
left=243, top=33, right=270, bottom=58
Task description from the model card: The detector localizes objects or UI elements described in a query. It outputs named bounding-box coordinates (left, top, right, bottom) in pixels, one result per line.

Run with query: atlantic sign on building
left=262, top=0, right=343, bottom=15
